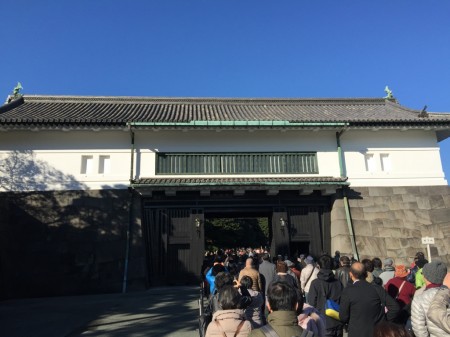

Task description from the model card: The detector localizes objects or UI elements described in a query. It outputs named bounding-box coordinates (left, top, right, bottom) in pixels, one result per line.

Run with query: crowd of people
left=199, top=248, right=450, bottom=337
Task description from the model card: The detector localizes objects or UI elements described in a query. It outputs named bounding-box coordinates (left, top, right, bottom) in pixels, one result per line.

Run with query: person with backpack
left=308, top=255, right=344, bottom=337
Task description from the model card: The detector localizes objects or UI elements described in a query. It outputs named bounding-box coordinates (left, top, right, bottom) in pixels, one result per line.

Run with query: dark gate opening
left=141, top=191, right=331, bottom=287
left=204, top=211, right=272, bottom=251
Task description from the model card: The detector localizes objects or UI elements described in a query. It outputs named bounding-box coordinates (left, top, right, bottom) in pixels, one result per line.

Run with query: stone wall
left=331, top=186, right=450, bottom=266
left=0, top=189, right=146, bottom=300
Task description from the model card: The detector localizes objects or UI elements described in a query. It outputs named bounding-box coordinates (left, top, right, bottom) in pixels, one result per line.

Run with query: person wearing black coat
left=339, top=262, right=399, bottom=337
left=308, top=254, right=344, bottom=337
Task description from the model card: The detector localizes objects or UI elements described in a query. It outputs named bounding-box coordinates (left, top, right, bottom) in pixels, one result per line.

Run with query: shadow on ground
left=0, top=286, right=200, bottom=337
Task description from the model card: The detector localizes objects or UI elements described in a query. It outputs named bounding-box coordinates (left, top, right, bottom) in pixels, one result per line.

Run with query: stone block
left=430, top=195, right=446, bottom=209
left=349, top=207, right=365, bottom=220
left=406, top=244, right=425, bottom=259
left=364, top=211, right=396, bottom=221
left=392, top=187, right=409, bottom=195
left=434, top=239, right=449, bottom=255
left=382, top=219, right=406, bottom=228
left=331, top=204, right=347, bottom=221
left=356, top=237, right=386, bottom=257
left=402, top=221, right=423, bottom=230
left=331, top=197, right=344, bottom=209
left=413, top=210, right=433, bottom=225
left=430, top=208, right=450, bottom=224
left=352, top=198, right=374, bottom=208
left=444, top=195, right=450, bottom=208
left=440, top=222, right=450, bottom=237
left=416, top=196, right=432, bottom=210
left=331, top=234, right=352, bottom=254
left=369, top=219, right=384, bottom=231
left=387, top=194, right=403, bottom=203
left=425, top=224, right=446, bottom=239
left=371, top=196, right=392, bottom=206
left=397, top=186, right=421, bottom=195
left=377, top=227, right=421, bottom=239
left=420, top=185, right=450, bottom=196
left=352, top=187, right=369, bottom=197
left=363, top=205, right=391, bottom=213
left=331, top=220, right=349, bottom=238
left=402, top=194, right=418, bottom=203
left=369, top=187, right=394, bottom=197
left=353, top=220, right=372, bottom=236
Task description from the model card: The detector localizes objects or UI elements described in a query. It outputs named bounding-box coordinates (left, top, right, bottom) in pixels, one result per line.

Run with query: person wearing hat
left=379, top=258, right=396, bottom=286
left=300, top=256, right=318, bottom=304
left=411, top=260, right=448, bottom=337
left=384, top=265, right=416, bottom=325
left=285, top=259, right=300, bottom=287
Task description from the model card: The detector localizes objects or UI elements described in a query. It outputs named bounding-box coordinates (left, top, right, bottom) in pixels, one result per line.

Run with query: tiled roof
left=133, top=177, right=348, bottom=186
left=1, top=95, right=449, bottom=128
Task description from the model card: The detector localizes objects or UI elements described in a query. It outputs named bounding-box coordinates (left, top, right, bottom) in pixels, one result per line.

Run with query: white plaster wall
left=0, top=130, right=132, bottom=191
left=341, top=130, right=447, bottom=186
left=134, top=129, right=341, bottom=178
left=0, top=128, right=446, bottom=191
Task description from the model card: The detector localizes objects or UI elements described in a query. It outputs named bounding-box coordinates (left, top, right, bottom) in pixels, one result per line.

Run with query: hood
left=317, top=269, right=336, bottom=281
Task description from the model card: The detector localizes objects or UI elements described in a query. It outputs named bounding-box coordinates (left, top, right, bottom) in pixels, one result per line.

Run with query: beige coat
left=205, top=309, right=252, bottom=337
left=239, top=267, right=262, bottom=292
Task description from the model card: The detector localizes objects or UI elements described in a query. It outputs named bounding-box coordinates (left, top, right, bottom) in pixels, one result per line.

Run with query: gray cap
left=423, top=260, right=448, bottom=284
left=305, top=256, right=314, bottom=264
left=383, top=258, right=393, bottom=267
left=285, top=260, right=294, bottom=267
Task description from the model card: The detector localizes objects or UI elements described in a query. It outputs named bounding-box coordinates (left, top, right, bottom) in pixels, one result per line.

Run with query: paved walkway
left=0, top=286, right=201, bottom=337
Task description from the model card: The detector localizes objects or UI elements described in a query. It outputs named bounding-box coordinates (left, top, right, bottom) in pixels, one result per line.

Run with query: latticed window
left=156, top=152, right=318, bottom=174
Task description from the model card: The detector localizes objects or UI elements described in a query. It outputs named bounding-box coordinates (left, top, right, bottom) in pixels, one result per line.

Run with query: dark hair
left=240, top=275, right=253, bottom=289
left=340, top=256, right=350, bottom=266
left=416, top=258, right=428, bottom=268
left=350, top=262, right=367, bottom=280
left=212, top=264, right=226, bottom=276
left=373, top=321, right=412, bottom=337
left=362, top=258, right=374, bottom=273
left=262, top=253, right=270, bottom=261
left=214, top=272, right=234, bottom=291
left=276, top=261, right=288, bottom=273
left=218, top=285, right=242, bottom=310
left=267, top=282, right=297, bottom=311
left=415, top=252, right=425, bottom=260
left=318, top=254, right=333, bottom=270
left=372, top=257, right=382, bottom=269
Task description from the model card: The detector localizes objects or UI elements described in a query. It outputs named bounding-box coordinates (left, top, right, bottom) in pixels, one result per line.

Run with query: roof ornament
left=418, top=105, right=428, bottom=118
left=6, top=82, right=23, bottom=103
left=384, top=86, right=394, bottom=99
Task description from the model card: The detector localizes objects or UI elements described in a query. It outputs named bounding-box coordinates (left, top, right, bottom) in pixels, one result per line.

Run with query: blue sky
left=1, top=0, right=449, bottom=182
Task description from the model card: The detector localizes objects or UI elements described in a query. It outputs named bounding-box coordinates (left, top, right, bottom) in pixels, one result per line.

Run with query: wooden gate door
left=270, top=208, right=290, bottom=258
left=287, top=206, right=330, bottom=257
left=143, top=207, right=204, bottom=286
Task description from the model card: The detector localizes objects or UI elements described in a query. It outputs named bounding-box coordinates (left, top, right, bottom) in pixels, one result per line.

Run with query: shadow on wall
left=0, top=150, right=133, bottom=300
left=0, top=150, right=86, bottom=191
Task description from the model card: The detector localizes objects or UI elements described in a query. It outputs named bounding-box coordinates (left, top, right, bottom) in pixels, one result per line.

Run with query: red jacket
left=385, top=276, right=416, bottom=308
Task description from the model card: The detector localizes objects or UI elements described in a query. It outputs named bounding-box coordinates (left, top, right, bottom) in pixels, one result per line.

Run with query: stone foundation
left=0, top=190, right=146, bottom=300
left=331, top=186, right=450, bottom=266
